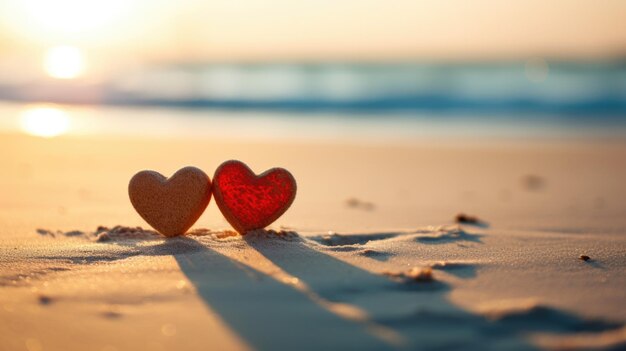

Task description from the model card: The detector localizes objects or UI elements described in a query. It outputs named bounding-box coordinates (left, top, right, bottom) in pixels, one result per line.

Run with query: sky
left=0, top=0, right=624, bottom=63
left=0, top=1, right=624, bottom=139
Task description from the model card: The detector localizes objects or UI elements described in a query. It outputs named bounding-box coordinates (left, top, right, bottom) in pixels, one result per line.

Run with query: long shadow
left=168, top=237, right=393, bottom=351
left=59, top=236, right=392, bottom=349
left=245, top=234, right=623, bottom=350
left=245, top=235, right=524, bottom=350
left=69, top=232, right=621, bottom=350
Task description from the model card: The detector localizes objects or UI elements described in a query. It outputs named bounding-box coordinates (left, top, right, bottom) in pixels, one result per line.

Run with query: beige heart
left=128, top=167, right=212, bottom=237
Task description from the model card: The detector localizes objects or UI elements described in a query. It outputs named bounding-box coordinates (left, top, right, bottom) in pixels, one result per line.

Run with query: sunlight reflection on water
left=1, top=102, right=625, bottom=143
left=19, top=105, right=71, bottom=138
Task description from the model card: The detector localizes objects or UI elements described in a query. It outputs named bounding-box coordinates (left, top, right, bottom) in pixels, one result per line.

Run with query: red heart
left=213, top=160, right=297, bottom=234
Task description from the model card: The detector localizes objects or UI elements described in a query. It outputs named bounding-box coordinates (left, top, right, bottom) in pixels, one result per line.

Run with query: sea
left=0, top=60, right=625, bottom=141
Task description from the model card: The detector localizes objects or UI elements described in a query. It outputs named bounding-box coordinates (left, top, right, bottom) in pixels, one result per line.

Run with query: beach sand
left=1, top=133, right=625, bottom=350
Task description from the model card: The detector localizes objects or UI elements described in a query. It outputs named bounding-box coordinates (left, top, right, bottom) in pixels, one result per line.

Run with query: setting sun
left=19, top=106, right=71, bottom=138
left=43, top=46, right=86, bottom=79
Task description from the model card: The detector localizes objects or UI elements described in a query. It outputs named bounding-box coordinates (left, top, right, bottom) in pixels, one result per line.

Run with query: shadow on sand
left=119, top=234, right=622, bottom=351
left=34, top=226, right=625, bottom=350
left=171, top=237, right=391, bottom=351
left=244, top=235, right=536, bottom=351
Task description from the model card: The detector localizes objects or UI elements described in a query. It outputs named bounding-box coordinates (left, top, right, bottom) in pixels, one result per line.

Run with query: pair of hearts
left=128, top=160, right=297, bottom=237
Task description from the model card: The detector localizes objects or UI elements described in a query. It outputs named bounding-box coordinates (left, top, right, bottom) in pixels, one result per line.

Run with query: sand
left=1, top=132, right=625, bottom=351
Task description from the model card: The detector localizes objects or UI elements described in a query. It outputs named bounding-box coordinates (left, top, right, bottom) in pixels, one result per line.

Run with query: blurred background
left=0, top=0, right=625, bottom=141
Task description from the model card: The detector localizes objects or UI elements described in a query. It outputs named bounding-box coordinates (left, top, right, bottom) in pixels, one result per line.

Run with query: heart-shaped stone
left=213, top=160, right=296, bottom=234
left=128, top=167, right=212, bottom=237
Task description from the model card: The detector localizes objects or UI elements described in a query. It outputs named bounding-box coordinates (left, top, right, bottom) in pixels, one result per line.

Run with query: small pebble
left=36, top=229, right=55, bottom=237
left=383, top=267, right=434, bottom=283
left=455, top=213, right=480, bottom=224
left=345, top=197, right=375, bottom=211
left=38, top=295, right=52, bottom=305
left=522, top=174, right=545, bottom=191
left=579, top=255, right=591, bottom=261
left=101, top=310, right=122, bottom=319
left=96, top=233, right=111, bottom=242
left=64, top=230, right=84, bottom=237
left=407, top=267, right=434, bottom=282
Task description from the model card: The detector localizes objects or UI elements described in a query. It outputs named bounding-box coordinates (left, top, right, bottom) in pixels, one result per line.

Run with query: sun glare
left=20, top=106, right=71, bottom=138
left=44, top=46, right=86, bottom=79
